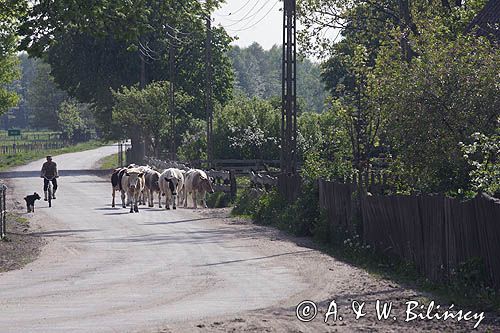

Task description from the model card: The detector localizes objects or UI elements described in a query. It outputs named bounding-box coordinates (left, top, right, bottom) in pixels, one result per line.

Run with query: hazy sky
left=213, top=0, right=284, bottom=50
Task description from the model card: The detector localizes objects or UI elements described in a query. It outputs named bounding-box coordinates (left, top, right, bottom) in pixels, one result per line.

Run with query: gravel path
left=0, top=145, right=497, bottom=332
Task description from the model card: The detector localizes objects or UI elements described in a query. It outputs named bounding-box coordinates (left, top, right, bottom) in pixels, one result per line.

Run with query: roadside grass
left=0, top=140, right=108, bottom=171
left=96, top=153, right=123, bottom=170
left=314, top=237, right=500, bottom=312
left=231, top=186, right=500, bottom=313
left=0, top=212, right=44, bottom=273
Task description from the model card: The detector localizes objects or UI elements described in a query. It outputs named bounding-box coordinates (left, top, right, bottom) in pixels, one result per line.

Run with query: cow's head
left=126, top=170, right=144, bottom=190
left=199, top=174, right=215, bottom=194
left=164, top=175, right=178, bottom=196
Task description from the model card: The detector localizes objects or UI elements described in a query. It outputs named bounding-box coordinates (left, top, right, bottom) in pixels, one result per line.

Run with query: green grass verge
left=0, top=140, right=108, bottom=171
left=232, top=186, right=500, bottom=313
left=95, top=152, right=125, bottom=170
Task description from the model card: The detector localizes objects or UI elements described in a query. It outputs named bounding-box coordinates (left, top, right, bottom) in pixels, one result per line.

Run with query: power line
left=225, top=1, right=280, bottom=32
left=215, top=0, right=266, bottom=23
left=215, top=0, right=252, bottom=17
left=218, top=0, right=263, bottom=27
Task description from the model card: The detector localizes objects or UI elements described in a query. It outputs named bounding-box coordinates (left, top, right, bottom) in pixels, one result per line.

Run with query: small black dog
left=24, top=192, right=41, bottom=213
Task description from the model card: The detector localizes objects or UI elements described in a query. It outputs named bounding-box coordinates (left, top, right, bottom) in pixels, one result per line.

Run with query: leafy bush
left=460, top=128, right=500, bottom=198
left=206, top=192, right=232, bottom=208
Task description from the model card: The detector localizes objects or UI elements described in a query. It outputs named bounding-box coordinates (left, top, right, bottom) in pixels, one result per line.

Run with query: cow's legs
left=158, top=191, right=162, bottom=208
left=121, top=190, right=126, bottom=208
left=134, top=191, right=139, bottom=213
left=112, top=188, right=116, bottom=207
left=183, top=191, right=188, bottom=208
left=193, top=191, right=197, bottom=209
left=201, top=190, right=208, bottom=208
left=148, top=189, right=154, bottom=207
left=173, top=193, right=177, bottom=210
left=129, top=191, right=134, bottom=213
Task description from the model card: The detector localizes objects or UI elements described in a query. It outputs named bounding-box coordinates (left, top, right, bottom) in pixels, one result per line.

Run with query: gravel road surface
left=0, top=145, right=497, bottom=332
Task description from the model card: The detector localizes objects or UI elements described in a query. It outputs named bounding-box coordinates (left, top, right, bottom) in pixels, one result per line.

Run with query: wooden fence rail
left=0, top=142, right=68, bottom=154
left=319, top=179, right=500, bottom=288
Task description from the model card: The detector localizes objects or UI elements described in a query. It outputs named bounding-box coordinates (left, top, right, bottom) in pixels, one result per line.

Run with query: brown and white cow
left=144, top=168, right=162, bottom=208
left=159, top=168, right=184, bottom=210
left=121, top=168, right=145, bottom=213
left=183, top=169, right=214, bottom=209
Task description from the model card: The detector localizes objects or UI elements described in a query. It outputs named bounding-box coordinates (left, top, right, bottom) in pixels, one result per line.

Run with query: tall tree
left=0, top=0, right=27, bottom=114
left=229, top=43, right=327, bottom=113
left=18, top=0, right=234, bottom=157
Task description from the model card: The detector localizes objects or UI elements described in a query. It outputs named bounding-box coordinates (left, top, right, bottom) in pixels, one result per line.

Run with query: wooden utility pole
left=205, top=14, right=214, bottom=167
left=280, top=0, right=299, bottom=201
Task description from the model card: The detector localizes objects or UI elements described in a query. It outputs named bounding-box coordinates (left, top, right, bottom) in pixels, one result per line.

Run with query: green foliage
left=26, top=60, right=67, bottom=130
left=229, top=43, right=327, bottom=113
left=206, top=192, right=232, bottom=208
left=446, top=258, right=498, bottom=310
left=298, top=103, right=353, bottom=180
left=0, top=0, right=26, bottom=114
left=57, top=100, right=95, bottom=143
left=373, top=33, right=499, bottom=193
left=112, top=81, right=199, bottom=157
left=0, top=140, right=105, bottom=171
left=214, top=94, right=280, bottom=160
left=177, top=117, right=207, bottom=162
left=19, top=0, right=233, bottom=136
left=299, top=0, right=497, bottom=194
left=233, top=181, right=321, bottom=237
left=460, top=128, right=500, bottom=197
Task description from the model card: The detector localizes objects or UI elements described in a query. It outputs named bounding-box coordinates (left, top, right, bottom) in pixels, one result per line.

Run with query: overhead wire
left=215, top=0, right=252, bottom=17
left=217, top=0, right=263, bottom=27
left=224, top=1, right=280, bottom=32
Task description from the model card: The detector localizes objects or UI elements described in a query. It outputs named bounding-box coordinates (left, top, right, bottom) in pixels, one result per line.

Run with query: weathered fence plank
left=320, top=179, right=500, bottom=288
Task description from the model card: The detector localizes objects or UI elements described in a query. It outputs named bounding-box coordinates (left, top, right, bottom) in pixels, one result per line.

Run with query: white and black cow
left=159, top=168, right=184, bottom=210
left=121, top=168, right=145, bottom=213
left=144, top=168, right=162, bottom=208
left=111, top=167, right=127, bottom=208
left=183, top=169, right=215, bottom=209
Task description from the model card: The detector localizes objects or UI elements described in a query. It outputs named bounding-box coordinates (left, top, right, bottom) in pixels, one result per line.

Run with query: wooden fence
left=0, top=184, right=6, bottom=240
left=0, top=142, right=68, bottom=154
left=319, top=179, right=500, bottom=288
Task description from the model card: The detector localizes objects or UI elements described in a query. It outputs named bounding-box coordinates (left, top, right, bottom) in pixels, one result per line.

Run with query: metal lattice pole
left=281, top=0, right=297, bottom=175
left=206, top=14, right=214, bottom=168
left=169, top=35, right=177, bottom=161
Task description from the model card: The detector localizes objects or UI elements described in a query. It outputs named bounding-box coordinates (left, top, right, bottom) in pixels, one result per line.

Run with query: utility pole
left=281, top=0, right=297, bottom=174
left=169, top=34, right=176, bottom=161
left=280, top=0, right=299, bottom=201
left=205, top=14, right=214, bottom=168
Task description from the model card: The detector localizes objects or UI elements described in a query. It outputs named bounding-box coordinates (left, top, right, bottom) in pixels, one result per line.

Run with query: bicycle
left=44, top=176, right=55, bottom=207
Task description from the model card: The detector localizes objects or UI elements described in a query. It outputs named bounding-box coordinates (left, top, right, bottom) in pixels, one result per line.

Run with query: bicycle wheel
left=48, top=185, right=52, bottom=208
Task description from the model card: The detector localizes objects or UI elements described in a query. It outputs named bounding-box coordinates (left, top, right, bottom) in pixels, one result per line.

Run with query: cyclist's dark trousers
left=43, top=178, right=58, bottom=191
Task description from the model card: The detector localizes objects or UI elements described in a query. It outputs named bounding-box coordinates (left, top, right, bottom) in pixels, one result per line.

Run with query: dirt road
left=0, top=146, right=497, bottom=332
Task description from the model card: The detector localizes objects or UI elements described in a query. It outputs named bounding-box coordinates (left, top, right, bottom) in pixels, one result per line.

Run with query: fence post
left=0, top=184, right=6, bottom=240
left=229, top=171, right=237, bottom=201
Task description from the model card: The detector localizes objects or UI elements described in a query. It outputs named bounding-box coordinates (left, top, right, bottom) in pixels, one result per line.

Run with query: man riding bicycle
left=40, top=155, right=59, bottom=200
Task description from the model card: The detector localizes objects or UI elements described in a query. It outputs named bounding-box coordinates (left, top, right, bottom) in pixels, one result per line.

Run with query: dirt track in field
left=0, top=145, right=497, bottom=332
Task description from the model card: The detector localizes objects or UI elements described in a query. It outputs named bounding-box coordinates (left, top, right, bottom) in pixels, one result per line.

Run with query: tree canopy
left=0, top=0, right=27, bottom=114
left=18, top=0, right=233, bottom=135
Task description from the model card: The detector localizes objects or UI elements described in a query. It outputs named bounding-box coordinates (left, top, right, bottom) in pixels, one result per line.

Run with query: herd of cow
left=111, top=164, right=215, bottom=213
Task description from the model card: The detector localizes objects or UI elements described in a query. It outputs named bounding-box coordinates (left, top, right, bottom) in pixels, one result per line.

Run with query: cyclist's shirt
left=41, top=161, right=58, bottom=178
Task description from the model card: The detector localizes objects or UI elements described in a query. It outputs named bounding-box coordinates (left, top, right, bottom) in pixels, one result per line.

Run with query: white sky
left=213, top=0, right=284, bottom=50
